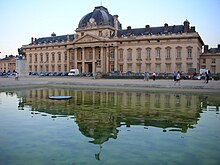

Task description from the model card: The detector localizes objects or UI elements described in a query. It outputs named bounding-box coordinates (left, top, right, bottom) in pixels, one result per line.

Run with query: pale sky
left=0, top=0, right=219, bottom=58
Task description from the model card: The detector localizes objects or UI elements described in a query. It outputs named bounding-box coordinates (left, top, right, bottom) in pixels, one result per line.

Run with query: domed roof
left=78, top=6, right=116, bottom=28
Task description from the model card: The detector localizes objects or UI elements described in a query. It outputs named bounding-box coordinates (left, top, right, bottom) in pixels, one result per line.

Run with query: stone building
left=0, top=55, right=16, bottom=73
left=22, top=6, right=204, bottom=74
left=200, top=44, right=220, bottom=74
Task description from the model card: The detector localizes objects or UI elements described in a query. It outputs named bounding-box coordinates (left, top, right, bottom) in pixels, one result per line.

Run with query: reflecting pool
left=0, top=88, right=220, bottom=165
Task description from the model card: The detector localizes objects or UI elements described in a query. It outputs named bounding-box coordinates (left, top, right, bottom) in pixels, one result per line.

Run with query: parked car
left=61, top=72, right=69, bottom=76
left=68, top=69, right=79, bottom=76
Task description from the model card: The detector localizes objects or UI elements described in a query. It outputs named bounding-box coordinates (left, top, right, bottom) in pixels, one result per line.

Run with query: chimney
left=114, top=15, right=119, bottom=36
left=127, top=26, right=132, bottom=33
left=184, top=19, right=190, bottom=33
left=31, top=37, right=34, bottom=44
left=164, top=23, right=169, bottom=32
left=191, top=26, right=195, bottom=32
left=204, top=45, right=209, bottom=53
left=145, top=25, right=150, bottom=33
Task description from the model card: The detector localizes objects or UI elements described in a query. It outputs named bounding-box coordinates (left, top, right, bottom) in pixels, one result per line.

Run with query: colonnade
left=68, top=45, right=118, bottom=73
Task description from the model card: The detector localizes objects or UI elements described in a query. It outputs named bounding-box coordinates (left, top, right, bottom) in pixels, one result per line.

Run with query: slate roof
left=208, top=48, right=219, bottom=54
left=30, top=34, right=74, bottom=45
left=78, top=6, right=122, bottom=30
left=117, top=25, right=193, bottom=37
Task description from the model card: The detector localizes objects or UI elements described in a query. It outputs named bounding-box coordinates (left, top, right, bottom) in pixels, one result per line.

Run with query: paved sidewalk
left=0, top=76, right=220, bottom=93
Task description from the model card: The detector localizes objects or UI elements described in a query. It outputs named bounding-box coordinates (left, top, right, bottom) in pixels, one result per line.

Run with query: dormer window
left=99, top=31, right=102, bottom=37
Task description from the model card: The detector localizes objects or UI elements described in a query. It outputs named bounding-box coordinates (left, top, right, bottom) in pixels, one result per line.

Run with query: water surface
left=0, top=88, right=220, bottom=165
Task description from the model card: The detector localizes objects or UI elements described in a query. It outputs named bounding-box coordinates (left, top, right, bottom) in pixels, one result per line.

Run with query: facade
left=200, top=44, right=220, bottom=74
left=22, top=6, right=204, bottom=74
left=0, top=55, right=16, bottom=72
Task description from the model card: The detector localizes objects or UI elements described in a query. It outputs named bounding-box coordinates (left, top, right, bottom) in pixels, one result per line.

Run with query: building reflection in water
left=14, top=89, right=220, bottom=152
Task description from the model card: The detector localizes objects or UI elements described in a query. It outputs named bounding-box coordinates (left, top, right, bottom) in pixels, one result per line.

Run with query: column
left=82, top=48, right=85, bottom=73
left=67, top=49, right=70, bottom=70
left=114, top=47, right=118, bottom=71
left=74, top=48, right=77, bottom=69
left=106, top=47, right=109, bottom=72
left=92, top=47, right=96, bottom=73
left=100, top=47, right=104, bottom=72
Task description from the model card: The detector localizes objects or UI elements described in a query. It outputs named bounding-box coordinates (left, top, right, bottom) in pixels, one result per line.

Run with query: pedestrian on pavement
left=152, top=72, right=156, bottom=81
left=144, top=72, right=149, bottom=81
left=174, top=71, right=181, bottom=85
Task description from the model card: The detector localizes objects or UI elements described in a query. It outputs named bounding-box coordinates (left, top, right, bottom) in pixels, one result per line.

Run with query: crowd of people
left=143, top=70, right=211, bottom=85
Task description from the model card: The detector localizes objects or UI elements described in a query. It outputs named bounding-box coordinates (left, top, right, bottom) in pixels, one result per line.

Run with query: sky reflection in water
left=0, top=89, right=220, bottom=165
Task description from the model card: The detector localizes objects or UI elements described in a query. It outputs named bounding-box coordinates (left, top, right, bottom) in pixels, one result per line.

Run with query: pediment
left=74, top=34, right=102, bottom=43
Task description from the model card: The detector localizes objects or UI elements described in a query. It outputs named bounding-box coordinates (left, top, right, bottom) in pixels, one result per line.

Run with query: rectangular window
left=119, top=49, right=123, bottom=59
left=40, top=65, right=43, bottom=72
left=177, top=48, right=181, bottom=58
left=127, top=64, right=132, bottom=71
left=187, top=48, right=192, bottom=58
left=40, top=54, right=43, bottom=62
left=29, top=65, right=32, bottom=72
left=203, top=59, right=206, bottom=63
left=156, top=64, right=161, bottom=72
left=176, top=63, right=182, bottom=71
left=34, top=65, right=37, bottom=72
left=46, top=54, right=49, bottom=62
left=146, top=48, right=151, bottom=59
left=98, top=50, right=101, bottom=59
left=110, top=64, right=114, bottom=72
left=156, top=48, right=161, bottom=58
left=99, top=31, right=102, bottom=36
left=64, top=65, right=67, bottom=72
left=119, top=64, right=123, bottom=72
left=166, top=48, right=171, bottom=58
left=212, top=58, right=216, bottom=63
left=52, top=65, right=55, bottom=72
left=88, top=50, right=93, bottom=60
left=29, top=54, right=32, bottom=63
left=187, top=63, right=193, bottom=70
left=166, top=64, right=171, bottom=72
left=35, top=54, right=37, bottom=62
left=65, top=54, right=67, bottom=61
left=127, top=49, right=132, bottom=60
left=46, top=65, right=49, bottom=72
left=137, top=63, right=141, bottom=73
left=58, top=65, right=61, bottom=72
left=146, top=63, right=151, bottom=72
left=211, top=66, right=216, bottom=74
left=52, top=54, right=55, bottom=61
left=110, top=48, right=115, bottom=59
left=137, top=49, right=142, bottom=59
left=58, top=54, right=61, bottom=61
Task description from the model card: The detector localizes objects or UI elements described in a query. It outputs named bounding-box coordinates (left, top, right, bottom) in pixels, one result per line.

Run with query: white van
left=68, top=69, right=79, bottom=76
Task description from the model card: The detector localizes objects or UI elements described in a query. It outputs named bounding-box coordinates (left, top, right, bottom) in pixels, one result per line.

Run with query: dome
left=78, top=6, right=116, bottom=28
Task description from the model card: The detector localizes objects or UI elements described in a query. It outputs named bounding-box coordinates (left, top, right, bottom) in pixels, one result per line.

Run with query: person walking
left=174, top=71, right=181, bottom=85
left=173, top=71, right=177, bottom=81
left=205, top=70, right=210, bottom=83
left=144, top=72, right=149, bottom=81
left=152, top=72, right=156, bottom=81
left=15, top=72, right=19, bottom=81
